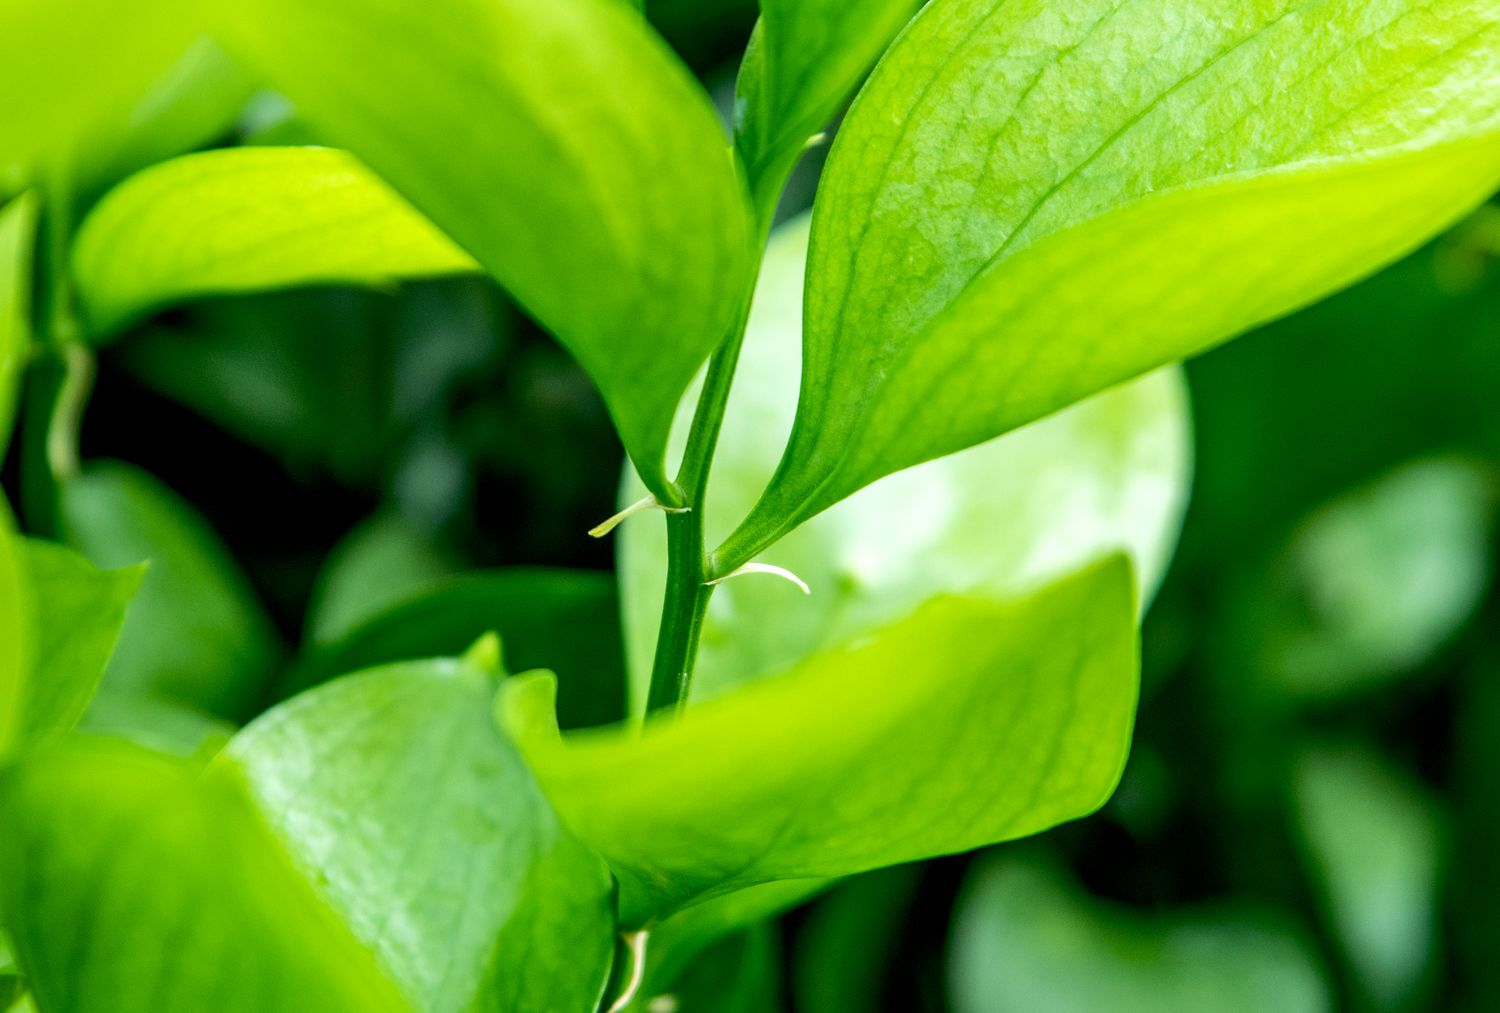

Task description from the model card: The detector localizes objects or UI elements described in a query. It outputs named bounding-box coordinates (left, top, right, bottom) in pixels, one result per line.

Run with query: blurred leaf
left=1234, top=458, right=1494, bottom=701
left=621, top=218, right=1189, bottom=707
left=0, top=738, right=410, bottom=1012
left=793, top=866, right=921, bottom=1013
left=16, top=539, right=142, bottom=747
left=1293, top=744, right=1443, bottom=1012
left=949, top=857, right=1331, bottom=1013
left=58, top=461, right=281, bottom=720
left=734, top=0, right=919, bottom=217
left=0, top=193, right=36, bottom=466
left=726, top=0, right=1500, bottom=557
left=646, top=926, right=783, bottom=1013
left=505, top=558, right=1137, bottom=924
left=0, top=2, right=204, bottom=185
left=287, top=569, right=626, bottom=730
left=75, top=693, right=234, bottom=764
left=76, top=38, right=252, bottom=198
left=305, top=514, right=457, bottom=645
left=0, top=502, right=30, bottom=757
left=215, top=0, right=753, bottom=499
left=216, top=652, right=616, bottom=1012
left=73, top=147, right=479, bottom=339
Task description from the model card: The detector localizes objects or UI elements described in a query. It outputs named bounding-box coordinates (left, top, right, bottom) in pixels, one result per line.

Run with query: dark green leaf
left=16, top=539, right=142, bottom=747
left=58, top=461, right=281, bottom=720
left=214, top=0, right=754, bottom=498
left=305, top=514, right=457, bottom=645
left=287, top=568, right=626, bottom=730
left=505, top=558, right=1137, bottom=924
left=727, top=0, right=1500, bottom=558
left=949, top=857, right=1331, bottom=1013
left=72, top=147, right=480, bottom=339
left=793, top=867, right=921, bottom=1013
left=621, top=218, right=1188, bottom=707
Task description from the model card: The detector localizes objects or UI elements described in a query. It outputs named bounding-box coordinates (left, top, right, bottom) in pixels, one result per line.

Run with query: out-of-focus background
left=6, top=5, right=1500, bottom=1011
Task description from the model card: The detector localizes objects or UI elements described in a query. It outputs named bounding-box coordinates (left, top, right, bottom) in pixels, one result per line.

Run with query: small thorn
left=706, top=563, right=811, bottom=595
left=588, top=495, right=689, bottom=538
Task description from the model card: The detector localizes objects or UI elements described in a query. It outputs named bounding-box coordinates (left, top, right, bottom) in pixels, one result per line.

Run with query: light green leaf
left=0, top=502, right=30, bottom=758
left=17, top=539, right=142, bottom=747
left=1236, top=457, right=1494, bottom=701
left=734, top=0, right=920, bottom=217
left=305, top=514, right=458, bottom=646
left=75, top=693, right=234, bottom=764
left=58, top=461, right=281, bottom=720
left=726, top=0, right=1500, bottom=558
left=214, top=0, right=753, bottom=498
left=286, top=569, right=627, bottom=730
left=0, top=738, right=410, bottom=1012
left=505, top=558, right=1138, bottom=925
left=0, top=194, right=37, bottom=466
left=949, top=857, right=1332, bottom=1013
left=621, top=217, right=1189, bottom=707
left=1293, top=744, right=1444, bottom=1012
left=0, top=3, right=204, bottom=186
left=215, top=654, right=616, bottom=1013
left=72, top=147, right=480, bottom=339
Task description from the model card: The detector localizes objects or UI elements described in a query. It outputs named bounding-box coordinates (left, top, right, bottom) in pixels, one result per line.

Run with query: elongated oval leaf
left=72, top=147, right=479, bottom=338
left=727, top=0, right=1500, bottom=557
left=58, top=461, right=281, bottom=720
left=214, top=0, right=753, bottom=497
left=0, top=194, right=36, bottom=465
left=734, top=0, right=919, bottom=215
left=0, top=502, right=29, bottom=757
left=621, top=218, right=1188, bottom=708
left=505, top=558, right=1137, bottom=925
left=215, top=654, right=616, bottom=1012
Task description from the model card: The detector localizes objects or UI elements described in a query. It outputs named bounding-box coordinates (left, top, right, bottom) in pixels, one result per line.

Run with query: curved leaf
left=0, top=194, right=36, bottom=466
left=505, top=558, right=1137, bottom=925
left=58, top=462, right=281, bottom=720
left=621, top=218, right=1189, bottom=707
left=214, top=0, right=753, bottom=498
left=727, top=0, right=1500, bottom=557
left=72, top=147, right=479, bottom=338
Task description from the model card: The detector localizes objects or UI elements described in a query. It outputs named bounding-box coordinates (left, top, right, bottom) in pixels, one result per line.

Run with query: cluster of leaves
left=1, top=0, right=1498, bottom=1010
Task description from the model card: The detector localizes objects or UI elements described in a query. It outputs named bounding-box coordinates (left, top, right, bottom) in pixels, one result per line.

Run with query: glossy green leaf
left=727, top=0, right=1500, bottom=557
left=72, top=147, right=480, bottom=339
left=17, top=540, right=142, bottom=747
left=734, top=0, right=919, bottom=217
left=0, top=2, right=203, bottom=185
left=0, top=194, right=36, bottom=466
left=0, top=503, right=29, bottom=757
left=949, top=857, right=1332, bottom=1013
left=505, top=558, right=1137, bottom=924
left=286, top=569, right=626, bottom=730
left=1233, top=457, right=1494, bottom=701
left=214, top=0, right=753, bottom=498
left=1293, top=744, right=1443, bottom=1012
left=305, top=514, right=458, bottom=646
left=0, top=738, right=410, bottom=1012
left=215, top=652, right=616, bottom=1012
left=58, top=461, right=281, bottom=720
left=621, top=218, right=1189, bottom=707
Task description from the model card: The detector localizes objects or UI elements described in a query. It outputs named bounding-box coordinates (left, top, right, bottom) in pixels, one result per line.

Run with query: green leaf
left=1292, top=744, right=1444, bottom=1012
left=621, top=217, right=1188, bottom=707
left=0, top=738, right=410, bottom=1012
left=505, top=558, right=1138, bottom=925
left=1232, top=457, right=1494, bottom=701
left=0, top=3, right=204, bottom=186
left=0, top=503, right=30, bottom=758
left=734, top=0, right=920, bottom=218
left=0, top=194, right=37, bottom=466
left=793, top=867, right=921, bottom=1013
left=58, top=461, right=281, bottom=720
left=306, top=514, right=458, bottom=646
left=949, top=857, right=1332, bottom=1013
left=286, top=569, right=627, bottom=730
left=16, top=539, right=142, bottom=747
left=74, top=693, right=234, bottom=765
left=214, top=0, right=753, bottom=498
left=215, top=654, right=616, bottom=1012
left=72, top=147, right=480, bottom=339
left=727, top=0, right=1500, bottom=557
